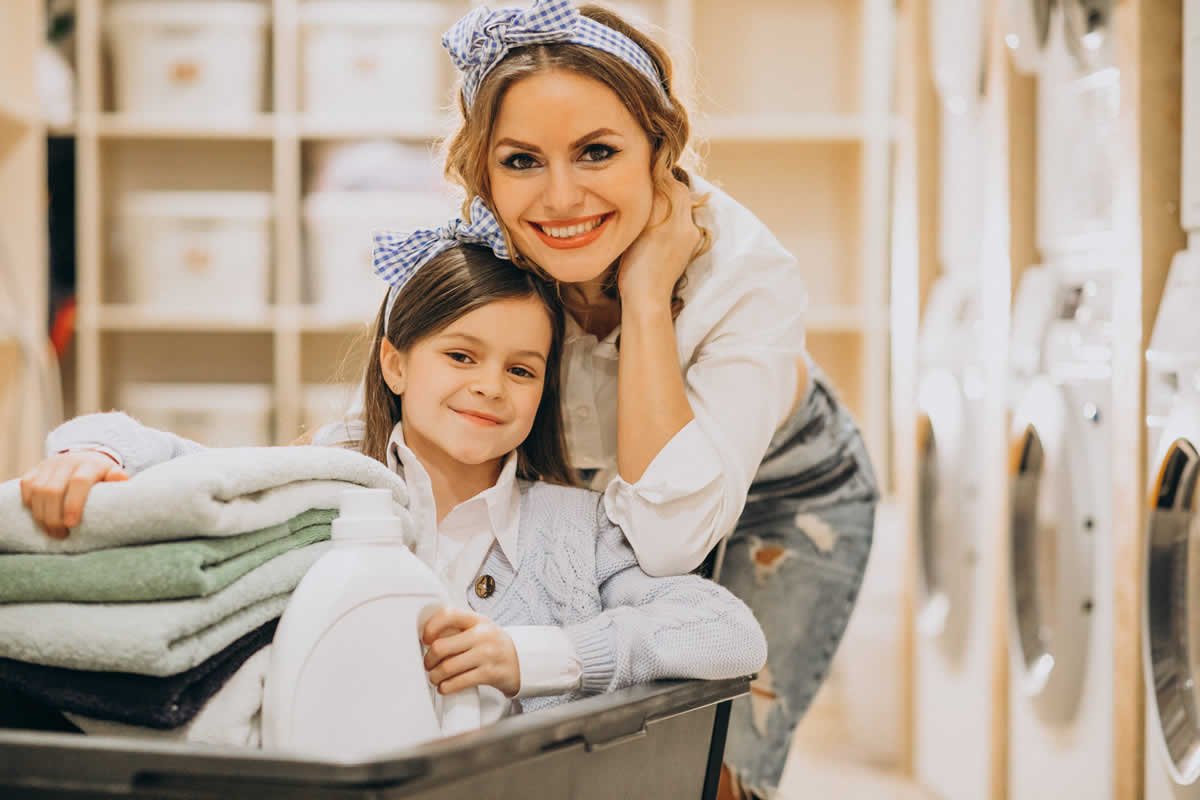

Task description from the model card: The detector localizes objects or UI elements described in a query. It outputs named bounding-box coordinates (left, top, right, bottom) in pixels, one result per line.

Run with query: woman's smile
left=527, top=212, right=615, bottom=250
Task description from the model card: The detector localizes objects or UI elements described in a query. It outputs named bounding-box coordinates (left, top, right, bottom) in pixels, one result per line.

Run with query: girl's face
left=487, top=68, right=656, bottom=287
left=382, top=296, right=552, bottom=474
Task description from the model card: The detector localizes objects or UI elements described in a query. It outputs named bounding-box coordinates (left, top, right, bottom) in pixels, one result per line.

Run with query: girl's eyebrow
left=441, top=332, right=547, bottom=364
left=494, top=128, right=621, bottom=153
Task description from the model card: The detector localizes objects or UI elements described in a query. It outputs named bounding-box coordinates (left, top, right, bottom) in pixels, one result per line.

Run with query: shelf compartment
left=299, top=113, right=457, bottom=141
left=698, top=113, right=898, bottom=143
left=94, top=305, right=277, bottom=333
left=99, top=331, right=275, bottom=409
left=92, top=113, right=276, bottom=140
left=693, top=0, right=863, bottom=117
left=702, top=140, right=863, bottom=309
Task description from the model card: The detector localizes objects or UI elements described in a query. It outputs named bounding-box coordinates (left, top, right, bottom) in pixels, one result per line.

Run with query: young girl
left=20, top=218, right=767, bottom=719
left=434, top=3, right=879, bottom=797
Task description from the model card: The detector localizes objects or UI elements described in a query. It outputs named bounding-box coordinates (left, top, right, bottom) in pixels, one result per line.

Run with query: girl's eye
left=580, top=144, right=618, bottom=163
left=447, top=352, right=474, bottom=364
left=509, top=366, right=537, bottom=379
left=501, top=152, right=539, bottom=171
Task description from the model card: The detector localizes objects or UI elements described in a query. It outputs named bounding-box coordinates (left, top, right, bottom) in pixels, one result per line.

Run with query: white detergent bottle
left=262, top=487, right=482, bottom=758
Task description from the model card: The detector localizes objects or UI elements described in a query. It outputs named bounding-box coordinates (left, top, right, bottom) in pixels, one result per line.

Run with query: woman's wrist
left=619, top=290, right=675, bottom=322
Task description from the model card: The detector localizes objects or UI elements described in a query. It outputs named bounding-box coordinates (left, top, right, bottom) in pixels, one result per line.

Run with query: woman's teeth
left=540, top=216, right=604, bottom=238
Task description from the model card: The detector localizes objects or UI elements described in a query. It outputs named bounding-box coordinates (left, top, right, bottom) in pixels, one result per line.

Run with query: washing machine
left=1143, top=3, right=1200, bottom=798
left=1144, top=247, right=1200, bottom=800
left=1008, top=262, right=1114, bottom=799
left=1006, top=2, right=1120, bottom=798
left=914, top=273, right=995, bottom=800
left=914, top=5, right=997, bottom=798
left=1004, top=0, right=1053, bottom=75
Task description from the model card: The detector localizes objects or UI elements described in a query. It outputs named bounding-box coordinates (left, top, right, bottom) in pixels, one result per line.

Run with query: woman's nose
left=542, top=162, right=585, bottom=216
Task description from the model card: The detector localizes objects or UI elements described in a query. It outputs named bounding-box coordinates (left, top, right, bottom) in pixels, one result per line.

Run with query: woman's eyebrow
left=569, top=128, right=620, bottom=148
left=493, top=128, right=621, bottom=153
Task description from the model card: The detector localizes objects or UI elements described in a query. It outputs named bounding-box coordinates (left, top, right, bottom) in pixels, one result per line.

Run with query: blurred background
left=0, top=0, right=1192, bottom=798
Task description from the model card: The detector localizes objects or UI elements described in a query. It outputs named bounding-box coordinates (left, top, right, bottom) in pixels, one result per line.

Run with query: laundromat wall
left=897, top=1, right=1187, bottom=799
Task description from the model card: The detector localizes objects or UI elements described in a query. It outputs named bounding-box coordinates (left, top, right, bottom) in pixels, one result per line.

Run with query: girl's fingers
left=421, top=608, right=479, bottom=645
left=436, top=666, right=490, bottom=696
left=60, top=462, right=109, bottom=528
left=34, top=461, right=77, bottom=537
left=427, top=648, right=482, bottom=687
left=423, top=628, right=476, bottom=671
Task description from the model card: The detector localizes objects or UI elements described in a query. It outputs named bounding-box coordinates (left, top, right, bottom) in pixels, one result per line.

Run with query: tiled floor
left=776, top=752, right=936, bottom=800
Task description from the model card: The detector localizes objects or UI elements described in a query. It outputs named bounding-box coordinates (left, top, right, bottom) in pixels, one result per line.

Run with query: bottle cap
left=332, top=488, right=406, bottom=542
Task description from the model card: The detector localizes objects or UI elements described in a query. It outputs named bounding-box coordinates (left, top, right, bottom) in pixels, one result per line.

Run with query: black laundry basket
left=0, top=677, right=747, bottom=799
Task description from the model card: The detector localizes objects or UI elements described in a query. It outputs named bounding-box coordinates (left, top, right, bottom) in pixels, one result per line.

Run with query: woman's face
left=487, top=68, right=656, bottom=286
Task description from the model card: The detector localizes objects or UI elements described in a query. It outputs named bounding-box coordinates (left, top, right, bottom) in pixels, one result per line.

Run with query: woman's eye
left=509, top=366, right=537, bottom=379
left=580, top=144, right=618, bottom=163
left=501, top=153, right=539, bottom=170
left=447, top=352, right=474, bottom=364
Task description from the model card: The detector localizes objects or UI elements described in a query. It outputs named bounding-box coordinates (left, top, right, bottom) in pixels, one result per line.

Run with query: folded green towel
left=0, top=544, right=327, bottom=676
left=0, top=509, right=336, bottom=604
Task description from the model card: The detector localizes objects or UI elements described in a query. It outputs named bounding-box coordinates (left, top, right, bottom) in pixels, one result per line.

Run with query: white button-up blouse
left=567, top=175, right=808, bottom=577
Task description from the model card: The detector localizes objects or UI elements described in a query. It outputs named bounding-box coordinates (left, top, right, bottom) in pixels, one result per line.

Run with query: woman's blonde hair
left=443, top=4, right=710, bottom=316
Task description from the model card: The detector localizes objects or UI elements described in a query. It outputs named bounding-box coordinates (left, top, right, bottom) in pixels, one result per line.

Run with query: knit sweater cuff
left=45, top=412, right=174, bottom=477
left=564, top=616, right=617, bottom=695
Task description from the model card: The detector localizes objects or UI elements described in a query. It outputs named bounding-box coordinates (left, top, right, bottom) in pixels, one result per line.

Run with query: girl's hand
left=422, top=607, right=521, bottom=697
left=617, top=176, right=703, bottom=309
left=19, top=451, right=129, bottom=539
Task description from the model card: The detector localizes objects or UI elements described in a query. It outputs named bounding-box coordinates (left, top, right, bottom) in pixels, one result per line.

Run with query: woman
left=434, top=2, right=879, bottom=797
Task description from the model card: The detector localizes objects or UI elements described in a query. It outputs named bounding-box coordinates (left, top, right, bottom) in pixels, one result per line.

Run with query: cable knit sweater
left=46, top=413, right=768, bottom=709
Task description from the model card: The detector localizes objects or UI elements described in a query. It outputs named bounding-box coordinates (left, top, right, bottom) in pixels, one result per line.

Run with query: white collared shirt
left=383, top=423, right=582, bottom=716
left=563, top=174, right=808, bottom=577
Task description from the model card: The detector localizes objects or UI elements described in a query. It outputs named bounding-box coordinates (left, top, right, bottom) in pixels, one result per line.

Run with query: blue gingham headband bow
left=443, top=0, right=667, bottom=108
left=373, top=197, right=510, bottom=333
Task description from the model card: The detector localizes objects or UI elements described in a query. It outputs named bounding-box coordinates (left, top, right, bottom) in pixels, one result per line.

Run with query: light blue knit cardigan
left=47, top=413, right=768, bottom=710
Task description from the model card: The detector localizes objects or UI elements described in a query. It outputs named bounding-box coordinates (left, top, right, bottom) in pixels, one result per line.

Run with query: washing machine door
left=1144, top=401, right=1200, bottom=786
left=1009, top=376, right=1094, bottom=722
left=917, top=368, right=975, bottom=658
left=1003, top=0, right=1054, bottom=75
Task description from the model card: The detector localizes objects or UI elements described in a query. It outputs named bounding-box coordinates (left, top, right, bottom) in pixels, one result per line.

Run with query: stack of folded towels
left=0, top=446, right=409, bottom=747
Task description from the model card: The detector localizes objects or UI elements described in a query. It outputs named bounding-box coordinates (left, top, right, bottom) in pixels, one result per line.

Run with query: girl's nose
left=470, top=368, right=505, bottom=399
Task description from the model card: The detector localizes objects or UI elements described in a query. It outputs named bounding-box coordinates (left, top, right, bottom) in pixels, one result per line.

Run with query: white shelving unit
left=67, top=0, right=895, bottom=473
left=0, top=0, right=50, bottom=478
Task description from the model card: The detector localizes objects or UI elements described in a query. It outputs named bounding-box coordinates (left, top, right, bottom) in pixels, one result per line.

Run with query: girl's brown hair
left=442, top=4, right=710, bottom=316
left=360, top=244, right=575, bottom=487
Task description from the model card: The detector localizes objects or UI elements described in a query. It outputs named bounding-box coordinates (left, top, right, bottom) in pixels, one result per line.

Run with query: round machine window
left=1146, top=439, right=1200, bottom=785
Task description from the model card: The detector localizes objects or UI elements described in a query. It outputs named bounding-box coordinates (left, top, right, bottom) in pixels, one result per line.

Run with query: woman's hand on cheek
left=421, top=607, right=521, bottom=698
left=617, top=176, right=703, bottom=310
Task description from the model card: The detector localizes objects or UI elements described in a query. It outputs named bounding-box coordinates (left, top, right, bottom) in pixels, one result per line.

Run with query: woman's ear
left=379, top=338, right=407, bottom=396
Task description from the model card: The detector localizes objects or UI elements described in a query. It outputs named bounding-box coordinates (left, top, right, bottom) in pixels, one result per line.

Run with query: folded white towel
left=0, top=545, right=328, bottom=676
left=67, top=645, right=271, bottom=748
left=0, top=446, right=409, bottom=554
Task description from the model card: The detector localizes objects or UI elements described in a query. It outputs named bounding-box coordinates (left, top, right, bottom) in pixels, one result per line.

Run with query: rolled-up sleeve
left=603, top=284, right=804, bottom=577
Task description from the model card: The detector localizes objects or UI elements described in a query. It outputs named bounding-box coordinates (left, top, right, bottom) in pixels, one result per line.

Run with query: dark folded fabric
left=0, top=618, right=277, bottom=729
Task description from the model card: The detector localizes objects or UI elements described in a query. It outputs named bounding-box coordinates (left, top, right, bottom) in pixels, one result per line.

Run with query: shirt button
left=575, top=405, right=592, bottom=420
left=475, top=575, right=496, bottom=599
